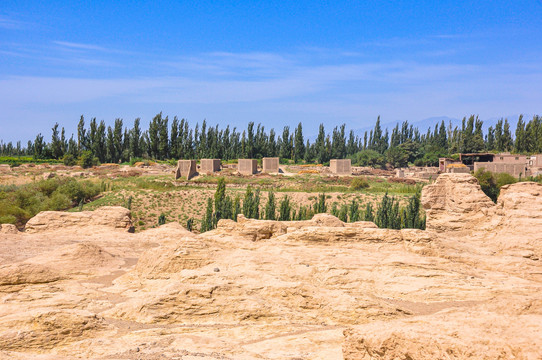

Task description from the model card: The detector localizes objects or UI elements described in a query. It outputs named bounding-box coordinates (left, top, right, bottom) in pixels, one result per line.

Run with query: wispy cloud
left=53, top=41, right=110, bottom=52
left=0, top=14, right=26, bottom=30
left=1, top=48, right=542, bottom=143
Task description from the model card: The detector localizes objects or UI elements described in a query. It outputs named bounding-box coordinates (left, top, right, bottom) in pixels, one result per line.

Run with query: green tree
left=278, top=195, right=292, bottom=221
left=293, top=122, right=305, bottom=163
left=243, top=186, right=260, bottom=219
left=314, top=193, right=327, bottom=214
left=201, top=197, right=214, bottom=232
left=214, top=177, right=232, bottom=225
left=349, top=199, right=360, bottom=222
left=338, top=203, right=348, bottom=222
left=265, top=191, right=277, bottom=220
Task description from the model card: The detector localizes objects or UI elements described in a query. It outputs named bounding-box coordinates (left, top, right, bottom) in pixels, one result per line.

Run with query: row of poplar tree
left=1, top=113, right=542, bottom=166
left=199, top=178, right=425, bottom=232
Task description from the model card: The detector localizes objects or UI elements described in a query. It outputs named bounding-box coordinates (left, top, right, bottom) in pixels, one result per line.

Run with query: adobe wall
left=175, top=160, right=197, bottom=180
left=200, top=159, right=221, bottom=174
left=493, top=154, right=527, bottom=164
left=262, top=157, right=279, bottom=173
left=448, top=167, right=470, bottom=174
left=474, top=162, right=528, bottom=177
left=528, top=154, right=542, bottom=168
left=238, top=159, right=258, bottom=175
left=330, top=159, right=351, bottom=175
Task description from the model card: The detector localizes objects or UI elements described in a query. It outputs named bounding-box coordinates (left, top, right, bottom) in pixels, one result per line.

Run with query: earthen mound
left=421, top=173, right=496, bottom=233
left=25, top=242, right=123, bottom=276
left=25, top=206, right=132, bottom=233
left=135, top=237, right=211, bottom=279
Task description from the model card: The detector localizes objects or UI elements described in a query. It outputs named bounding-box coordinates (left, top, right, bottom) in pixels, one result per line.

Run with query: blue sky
left=1, top=1, right=542, bottom=142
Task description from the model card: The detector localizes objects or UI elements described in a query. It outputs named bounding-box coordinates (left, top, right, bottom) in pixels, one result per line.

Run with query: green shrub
left=47, top=192, right=72, bottom=210
left=351, top=177, right=369, bottom=190
left=78, top=151, right=99, bottom=169
left=158, top=213, right=166, bottom=225
left=495, top=172, right=517, bottom=188
left=473, top=169, right=499, bottom=202
left=57, top=179, right=100, bottom=203
left=62, top=154, right=77, bottom=166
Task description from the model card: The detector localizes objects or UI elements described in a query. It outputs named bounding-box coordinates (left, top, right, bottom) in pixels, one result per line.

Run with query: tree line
left=199, top=178, right=425, bottom=232
left=1, top=113, right=541, bottom=167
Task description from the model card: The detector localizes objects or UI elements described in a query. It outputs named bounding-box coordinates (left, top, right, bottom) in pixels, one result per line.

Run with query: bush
left=56, top=179, right=100, bottom=203
left=158, top=213, right=166, bottom=225
left=62, top=154, right=77, bottom=166
left=78, top=151, right=99, bottom=169
left=47, top=192, right=72, bottom=210
left=495, top=172, right=517, bottom=188
left=350, top=177, right=369, bottom=190
left=473, top=169, right=498, bottom=202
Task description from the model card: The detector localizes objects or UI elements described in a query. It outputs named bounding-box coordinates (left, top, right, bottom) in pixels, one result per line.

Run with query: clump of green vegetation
left=350, top=176, right=370, bottom=190
left=473, top=169, right=517, bottom=202
left=158, top=213, right=166, bottom=225
left=78, top=150, right=99, bottom=168
left=0, top=178, right=100, bottom=226
left=373, top=191, right=425, bottom=230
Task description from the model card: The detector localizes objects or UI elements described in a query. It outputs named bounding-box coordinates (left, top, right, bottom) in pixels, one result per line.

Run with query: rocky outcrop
left=25, top=206, right=133, bottom=233
left=421, top=173, right=496, bottom=233
left=495, top=181, right=542, bottom=230
left=1, top=174, right=542, bottom=359
left=216, top=214, right=289, bottom=240
left=135, top=236, right=211, bottom=279
left=0, top=310, right=109, bottom=350
left=343, top=300, right=542, bottom=360
left=0, top=263, right=61, bottom=286
left=0, top=224, right=18, bottom=234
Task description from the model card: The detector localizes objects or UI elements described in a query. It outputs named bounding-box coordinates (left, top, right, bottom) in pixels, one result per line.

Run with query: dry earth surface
left=0, top=173, right=541, bottom=359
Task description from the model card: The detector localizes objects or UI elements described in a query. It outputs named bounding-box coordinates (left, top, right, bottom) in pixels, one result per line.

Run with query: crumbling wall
left=175, top=160, right=197, bottom=180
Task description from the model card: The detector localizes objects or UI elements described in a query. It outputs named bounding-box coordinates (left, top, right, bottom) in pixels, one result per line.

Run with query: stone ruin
left=238, top=159, right=258, bottom=175
left=174, top=160, right=197, bottom=180
left=262, top=157, right=279, bottom=173
left=200, top=159, right=221, bottom=174
left=330, top=159, right=351, bottom=175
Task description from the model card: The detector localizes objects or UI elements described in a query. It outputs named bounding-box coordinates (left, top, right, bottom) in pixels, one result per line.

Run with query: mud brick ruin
left=200, top=159, right=221, bottom=174
left=330, top=159, right=351, bottom=175
left=175, top=160, right=197, bottom=180
left=238, top=159, right=258, bottom=175
left=262, top=157, right=279, bottom=173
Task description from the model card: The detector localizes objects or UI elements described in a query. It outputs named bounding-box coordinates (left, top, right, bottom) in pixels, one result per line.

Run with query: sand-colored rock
left=24, top=206, right=132, bottom=233
left=0, top=309, right=110, bottom=350
left=0, top=224, right=18, bottom=234
left=421, top=173, right=496, bottom=233
left=0, top=263, right=61, bottom=286
left=0, top=175, right=541, bottom=359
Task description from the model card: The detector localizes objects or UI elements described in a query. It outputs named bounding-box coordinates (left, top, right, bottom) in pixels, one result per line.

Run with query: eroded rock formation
left=0, top=173, right=541, bottom=359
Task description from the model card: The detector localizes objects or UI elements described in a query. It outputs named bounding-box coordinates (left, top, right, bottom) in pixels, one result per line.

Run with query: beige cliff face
left=0, top=173, right=541, bottom=359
